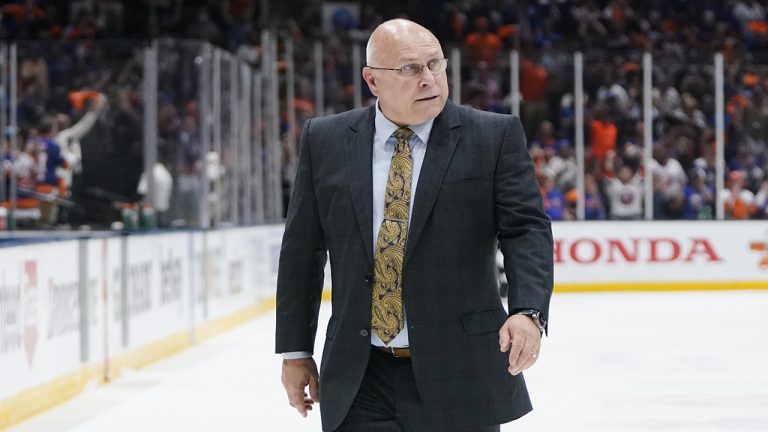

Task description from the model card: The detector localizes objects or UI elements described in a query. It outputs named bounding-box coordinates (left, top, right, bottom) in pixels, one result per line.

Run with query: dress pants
left=333, top=346, right=501, bottom=432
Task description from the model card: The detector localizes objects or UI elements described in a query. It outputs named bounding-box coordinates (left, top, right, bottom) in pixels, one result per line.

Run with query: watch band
left=514, top=309, right=546, bottom=334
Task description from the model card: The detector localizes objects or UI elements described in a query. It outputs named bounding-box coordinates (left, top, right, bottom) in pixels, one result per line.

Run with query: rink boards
left=0, top=226, right=285, bottom=428
left=1, top=220, right=767, bottom=428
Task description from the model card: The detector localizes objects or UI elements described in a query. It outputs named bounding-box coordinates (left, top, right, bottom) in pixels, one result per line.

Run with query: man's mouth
left=416, top=95, right=438, bottom=102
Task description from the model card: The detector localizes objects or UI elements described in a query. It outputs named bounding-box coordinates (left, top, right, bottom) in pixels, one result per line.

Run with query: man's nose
left=418, top=67, right=436, bottom=87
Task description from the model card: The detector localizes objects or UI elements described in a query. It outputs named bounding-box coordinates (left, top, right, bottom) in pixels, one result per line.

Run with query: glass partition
left=6, top=40, right=148, bottom=229
left=2, top=38, right=763, bottom=230
left=1, top=38, right=279, bottom=231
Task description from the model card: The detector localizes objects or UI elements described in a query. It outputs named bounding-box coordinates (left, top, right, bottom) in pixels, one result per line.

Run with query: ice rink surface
left=9, top=290, right=768, bottom=432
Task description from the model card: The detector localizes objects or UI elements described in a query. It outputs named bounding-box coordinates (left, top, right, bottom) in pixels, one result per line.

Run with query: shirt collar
left=374, top=99, right=434, bottom=146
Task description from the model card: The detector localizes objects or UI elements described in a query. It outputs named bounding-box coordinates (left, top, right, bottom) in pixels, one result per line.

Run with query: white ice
left=8, top=290, right=768, bottom=432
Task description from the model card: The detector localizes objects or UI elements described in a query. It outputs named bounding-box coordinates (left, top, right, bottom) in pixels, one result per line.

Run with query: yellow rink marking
left=555, top=281, right=768, bottom=292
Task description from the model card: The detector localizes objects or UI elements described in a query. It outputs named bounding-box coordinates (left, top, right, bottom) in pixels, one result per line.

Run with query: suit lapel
left=405, top=102, right=462, bottom=265
left=345, top=106, right=376, bottom=266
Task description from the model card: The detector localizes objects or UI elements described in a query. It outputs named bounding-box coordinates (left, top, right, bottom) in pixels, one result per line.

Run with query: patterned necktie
left=371, top=127, right=414, bottom=344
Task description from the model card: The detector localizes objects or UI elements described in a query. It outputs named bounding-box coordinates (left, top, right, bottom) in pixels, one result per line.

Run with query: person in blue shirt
left=36, top=116, right=67, bottom=225
left=683, top=169, right=714, bottom=220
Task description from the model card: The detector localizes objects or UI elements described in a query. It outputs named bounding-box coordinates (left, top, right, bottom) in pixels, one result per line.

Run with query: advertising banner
left=124, top=233, right=190, bottom=349
left=552, top=221, right=768, bottom=289
left=0, top=241, right=81, bottom=399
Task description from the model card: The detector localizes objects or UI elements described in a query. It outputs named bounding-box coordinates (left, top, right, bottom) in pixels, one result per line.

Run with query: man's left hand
left=498, top=314, right=541, bottom=375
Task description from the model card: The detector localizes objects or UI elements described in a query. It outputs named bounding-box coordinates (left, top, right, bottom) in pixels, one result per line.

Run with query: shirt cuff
left=282, top=351, right=313, bottom=360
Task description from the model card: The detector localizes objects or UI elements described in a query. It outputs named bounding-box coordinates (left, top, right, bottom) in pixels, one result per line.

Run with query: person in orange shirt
left=464, top=16, right=502, bottom=69
left=588, top=106, right=618, bottom=176
left=723, top=170, right=758, bottom=219
left=520, top=52, right=549, bottom=137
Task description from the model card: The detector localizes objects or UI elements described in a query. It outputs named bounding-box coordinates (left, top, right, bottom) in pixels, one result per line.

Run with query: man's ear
left=362, top=68, right=378, bottom=96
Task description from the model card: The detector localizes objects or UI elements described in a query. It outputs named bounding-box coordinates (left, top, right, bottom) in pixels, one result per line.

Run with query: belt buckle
left=389, top=346, right=408, bottom=358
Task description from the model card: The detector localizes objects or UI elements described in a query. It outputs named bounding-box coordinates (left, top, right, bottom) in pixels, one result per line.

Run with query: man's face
left=363, top=32, right=449, bottom=126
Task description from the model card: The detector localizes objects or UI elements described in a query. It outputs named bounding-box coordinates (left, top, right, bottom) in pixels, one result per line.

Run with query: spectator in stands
left=728, top=144, right=765, bottom=192
left=69, top=0, right=125, bottom=38
left=650, top=144, right=687, bottom=219
left=63, top=9, right=97, bottom=39
left=462, top=61, right=502, bottom=112
left=583, top=173, right=606, bottom=220
left=588, top=105, right=618, bottom=176
left=596, top=69, right=630, bottom=113
left=547, top=144, right=578, bottom=193
left=532, top=120, right=571, bottom=154
left=653, top=73, right=682, bottom=118
left=693, top=134, right=717, bottom=187
left=683, top=169, right=715, bottom=220
left=36, top=117, right=68, bottom=226
left=3, top=129, right=42, bottom=215
left=723, top=170, right=758, bottom=220
left=185, top=5, right=223, bottom=44
left=136, top=155, right=173, bottom=227
left=672, top=92, right=707, bottom=130
left=464, top=16, right=502, bottom=68
left=604, top=164, right=643, bottom=220
left=56, top=91, right=107, bottom=200
left=571, top=0, right=608, bottom=45
left=16, top=50, right=49, bottom=127
left=732, top=1, right=766, bottom=34
left=756, top=180, right=768, bottom=219
left=520, top=51, right=548, bottom=137
left=0, top=1, right=47, bottom=39
left=742, top=87, right=768, bottom=142
left=540, top=169, right=569, bottom=221
left=236, top=30, right=262, bottom=66
left=529, top=143, right=547, bottom=179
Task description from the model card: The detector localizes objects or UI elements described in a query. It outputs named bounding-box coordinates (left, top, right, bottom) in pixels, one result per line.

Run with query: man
left=56, top=91, right=107, bottom=196
left=276, top=19, right=553, bottom=431
left=36, top=117, right=68, bottom=225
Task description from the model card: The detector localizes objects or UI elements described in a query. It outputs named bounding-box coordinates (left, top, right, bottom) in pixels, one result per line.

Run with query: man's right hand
left=281, top=357, right=320, bottom=417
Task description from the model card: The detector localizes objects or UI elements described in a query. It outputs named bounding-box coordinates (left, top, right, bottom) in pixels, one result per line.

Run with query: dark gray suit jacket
left=276, top=101, right=553, bottom=431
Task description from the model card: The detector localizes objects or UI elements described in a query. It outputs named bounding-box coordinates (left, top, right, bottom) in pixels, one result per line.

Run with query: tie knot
left=393, top=127, right=414, bottom=143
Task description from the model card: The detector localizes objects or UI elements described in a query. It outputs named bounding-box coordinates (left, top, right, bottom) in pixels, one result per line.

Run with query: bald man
left=276, top=19, right=553, bottom=431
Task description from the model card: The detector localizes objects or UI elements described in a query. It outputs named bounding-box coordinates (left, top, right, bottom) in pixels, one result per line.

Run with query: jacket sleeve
left=494, top=116, right=554, bottom=332
left=275, top=118, right=328, bottom=354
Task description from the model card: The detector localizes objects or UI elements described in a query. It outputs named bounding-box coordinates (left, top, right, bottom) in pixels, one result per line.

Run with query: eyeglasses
left=366, top=58, right=448, bottom=78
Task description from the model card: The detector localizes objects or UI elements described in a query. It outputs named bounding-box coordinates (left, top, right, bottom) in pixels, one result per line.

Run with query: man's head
left=362, top=19, right=449, bottom=126
left=39, top=116, right=58, bottom=137
left=56, top=113, right=71, bottom=131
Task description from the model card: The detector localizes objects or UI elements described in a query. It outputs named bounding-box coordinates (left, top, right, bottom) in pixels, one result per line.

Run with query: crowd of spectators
left=1, top=0, right=768, bottom=229
left=419, top=0, right=768, bottom=221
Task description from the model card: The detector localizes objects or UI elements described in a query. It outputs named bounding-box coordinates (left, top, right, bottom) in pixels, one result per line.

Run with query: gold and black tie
left=371, top=127, right=414, bottom=344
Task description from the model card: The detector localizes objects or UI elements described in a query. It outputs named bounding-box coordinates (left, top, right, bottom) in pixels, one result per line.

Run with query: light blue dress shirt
left=282, top=101, right=434, bottom=359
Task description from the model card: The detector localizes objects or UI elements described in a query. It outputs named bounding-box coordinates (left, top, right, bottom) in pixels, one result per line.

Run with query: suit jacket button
left=363, top=274, right=373, bottom=284
left=359, top=329, right=369, bottom=337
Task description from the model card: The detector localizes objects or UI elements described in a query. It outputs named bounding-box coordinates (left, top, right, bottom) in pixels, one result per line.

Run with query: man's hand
left=498, top=314, right=542, bottom=375
left=281, top=357, right=320, bottom=417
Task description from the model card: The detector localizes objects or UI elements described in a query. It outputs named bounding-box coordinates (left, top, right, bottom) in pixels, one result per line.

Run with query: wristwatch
left=514, top=309, right=546, bottom=335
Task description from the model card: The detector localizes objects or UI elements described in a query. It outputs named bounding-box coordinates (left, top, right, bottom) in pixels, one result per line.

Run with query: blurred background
left=0, top=0, right=766, bottom=230
left=0, top=1, right=767, bottom=431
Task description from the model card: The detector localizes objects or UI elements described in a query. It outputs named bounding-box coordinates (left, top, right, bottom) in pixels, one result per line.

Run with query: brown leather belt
left=374, top=346, right=411, bottom=358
